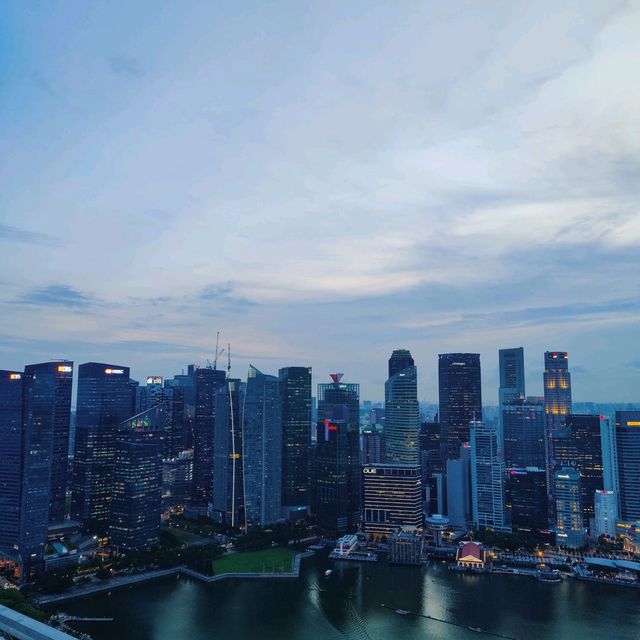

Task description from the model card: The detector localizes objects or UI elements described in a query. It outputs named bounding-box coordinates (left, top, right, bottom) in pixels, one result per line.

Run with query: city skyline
left=2, top=1, right=639, bottom=402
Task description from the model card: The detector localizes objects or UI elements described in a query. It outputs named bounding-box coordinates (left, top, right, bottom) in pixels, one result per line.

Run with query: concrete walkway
left=36, top=551, right=314, bottom=605
left=0, top=604, right=76, bottom=640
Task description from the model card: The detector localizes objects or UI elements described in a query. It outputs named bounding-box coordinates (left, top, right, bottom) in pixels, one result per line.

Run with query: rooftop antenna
left=213, top=331, right=220, bottom=371
left=227, top=343, right=231, bottom=378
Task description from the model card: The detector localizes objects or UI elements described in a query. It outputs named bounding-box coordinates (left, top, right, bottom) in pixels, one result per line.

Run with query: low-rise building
left=456, top=541, right=486, bottom=569
left=388, top=528, right=423, bottom=565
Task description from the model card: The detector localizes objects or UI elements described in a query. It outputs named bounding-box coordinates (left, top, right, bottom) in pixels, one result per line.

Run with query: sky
left=1, top=1, right=639, bottom=403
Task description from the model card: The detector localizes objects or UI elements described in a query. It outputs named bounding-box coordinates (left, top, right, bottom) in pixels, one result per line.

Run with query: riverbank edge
left=36, top=551, right=315, bottom=606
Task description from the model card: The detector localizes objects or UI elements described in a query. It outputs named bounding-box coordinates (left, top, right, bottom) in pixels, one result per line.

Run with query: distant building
left=279, top=366, right=312, bottom=515
left=72, top=363, right=132, bottom=535
left=470, top=422, right=506, bottom=530
left=109, top=406, right=164, bottom=551
left=162, top=451, right=193, bottom=511
left=502, top=397, right=545, bottom=469
left=554, top=467, right=585, bottom=548
left=425, top=514, right=450, bottom=547
left=384, top=350, right=419, bottom=464
left=361, top=426, right=384, bottom=464
left=334, top=534, right=358, bottom=556
left=243, top=366, right=282, bottom=527
left=212, top=378, right=245, bottom=528
left=498, top=347, right=525, bottom=453
left=543, top=351, right=572, bottom=419
left=438, top=354, right=482, bottom=458
left=388, top=528, right=423, bottom=565
left=506, top=468, right=548, bottom=534
left=192, top=367, right=226, bottom=507
left=615, top=410, right=640, bottom=522
left=594, top=490, right=619, bottom=538
left=456, top=541, right=486, bottom=569
left=362, top=464, right=422, bottom=537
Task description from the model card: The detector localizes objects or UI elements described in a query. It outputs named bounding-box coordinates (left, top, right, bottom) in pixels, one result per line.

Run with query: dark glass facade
left=506, top=467, right=548, bottom=533
left=502, top=397, right=545, bottom=469
left=615, top=410, right=640, bottom=521
left=317, top=377, right=360, bottom=527
left=0, top=371, right=24, bottom=560
left=72, top=363, right=132, bottom=534
left=388, top=349, right=414, bottom=378
left=279, top=366, right=312, bottom=510
left=192, top=367, right=226, bottom=506
left=384, top=350, right=419, bottom=464
left=243, top=366, right=281, bottom=527
left=552, top=414, right=603, bottom=527
left=438, top=354, right=482, bottom=458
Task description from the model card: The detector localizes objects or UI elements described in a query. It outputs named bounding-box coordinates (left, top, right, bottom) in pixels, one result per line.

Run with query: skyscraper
left=24, top=361, right=73, bottom=525
left=317, top=375, right=361, bottom=527
left=192, top=367, right=226, bottom=507
left=72, top=363, right=132, bottom=535
left=552, top=414, right=604, bottom=527
left=505, top=468, right=548, bottom=534
left=554, top=467, right=585, bottom=548
left=243, top=366, right=282, bottom=527
left=384, top=350, right=419, bottom=464
left=109, top=406, right=164, bottom=551
left=498, top=348, right=525, bottom=452
left=212, top=378, right=245, bottom=528
left=0, top=371, right=25, bottom=565
left=446, top=444, right=471, bottom=530
left=470, top=421, right=506, bottom=530
left=438, top=354, right=482, bottom=458
left=594, top=490, right=619, bottom=537
left=615, top=410, right=640, bottom=522
left=502, top=397, right=545, bottom=469
left=314, top=405, right=351, bottom=536
left=279, top=366, right=312, bottom=515
left=543, top=351, right=572, bottom=420
left=362, top=464, right=422, bottom=537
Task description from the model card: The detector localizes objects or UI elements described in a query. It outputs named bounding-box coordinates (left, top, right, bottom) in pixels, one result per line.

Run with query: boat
left=395, top=609, right=409, bottom=615
left=535, top=566, right=563, bottom=583
left=324, top=569, right=332, bottom=576
left=468, top=627, right=482, bottom=633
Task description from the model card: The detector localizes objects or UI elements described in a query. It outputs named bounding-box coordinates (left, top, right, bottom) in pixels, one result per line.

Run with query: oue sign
left=363, top=468, right=377, bottom=474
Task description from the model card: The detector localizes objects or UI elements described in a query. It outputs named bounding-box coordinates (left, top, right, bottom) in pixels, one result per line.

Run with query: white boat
left=324, top=569, right=332, bottom=576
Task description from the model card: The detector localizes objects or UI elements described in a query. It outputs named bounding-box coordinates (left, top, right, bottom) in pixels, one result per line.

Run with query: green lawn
left=161, top=526, right=210, bottom=546
left=213, top=547, right=297, bottom=574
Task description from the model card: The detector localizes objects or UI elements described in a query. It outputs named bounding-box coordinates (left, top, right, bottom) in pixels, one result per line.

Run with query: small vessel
left=324, top=569, right=332, bottom=576
left=535, top=566, right=562, bottom=583
left=395, top=609, right=409, bottom=615
left=468, top=626, right=482, bottom=633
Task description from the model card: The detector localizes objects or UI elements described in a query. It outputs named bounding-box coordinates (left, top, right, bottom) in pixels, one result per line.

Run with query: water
left=50, top=555, right=640, bottom=639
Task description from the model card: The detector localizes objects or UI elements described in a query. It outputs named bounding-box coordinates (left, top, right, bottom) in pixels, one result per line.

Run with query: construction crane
left=207, top=331, right=225, bottom=370
left=227, top=343, right=231, bottom=377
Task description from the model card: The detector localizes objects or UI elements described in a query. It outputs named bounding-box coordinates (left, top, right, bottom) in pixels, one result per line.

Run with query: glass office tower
left=498, top=348, right=525, bottom=452
left=384, top=350, right=419, bottom=464
left=438, top=354, right=482, bottom=459
left=243, top=366, right=282, bottom=527
left=615, top=410, right=640, bottom=521
left=72, top=363, right=132, bottom=534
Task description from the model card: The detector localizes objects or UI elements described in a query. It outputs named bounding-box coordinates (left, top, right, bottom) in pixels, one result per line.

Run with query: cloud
left=108, top=54, right=143, bottom=77
left=0, top=224, right=58, bottom=246
left=17, top=285, right=95, bottom=308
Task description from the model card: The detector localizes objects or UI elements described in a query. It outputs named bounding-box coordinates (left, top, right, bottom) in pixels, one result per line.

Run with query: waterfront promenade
left=37, top=552, right=314, bottom=605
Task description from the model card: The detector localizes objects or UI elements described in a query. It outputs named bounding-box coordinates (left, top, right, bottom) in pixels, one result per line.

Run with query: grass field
left=161, top=526, right=210, bottom=546
left=213, top=547, right=297, bottom=574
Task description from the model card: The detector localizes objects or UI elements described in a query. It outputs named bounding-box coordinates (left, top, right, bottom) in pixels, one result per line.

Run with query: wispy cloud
left=17, top=285, right=95, bottom=308
left=0, top=224, right=58, bottom=246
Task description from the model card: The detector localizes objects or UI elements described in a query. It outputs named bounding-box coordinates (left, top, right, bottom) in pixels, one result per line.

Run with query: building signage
left=105, top=368, right=125, bottom=375
left=57, top=365, right=72, bottom=373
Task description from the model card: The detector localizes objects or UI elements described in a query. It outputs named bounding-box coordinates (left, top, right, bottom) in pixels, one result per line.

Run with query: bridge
left=0, top=604, right=76, bottom=640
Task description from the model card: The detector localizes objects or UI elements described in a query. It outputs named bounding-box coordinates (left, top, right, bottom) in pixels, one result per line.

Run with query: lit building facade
left=279, top=366, right=312, bottom=514
left=384, top=350, right=419, bottom=464
left=594, top=490, right=619, bottom=537
left=109, top=406, right=164, bottom=551
left=72, top=363, right=132, bottom=535
left=362, top=464, right=422, bottom=537
left=554, top=467, right=585, bottom=548
left=438, top=354, right=482, bottom=459
left=243, top=366, right=282, bottom=527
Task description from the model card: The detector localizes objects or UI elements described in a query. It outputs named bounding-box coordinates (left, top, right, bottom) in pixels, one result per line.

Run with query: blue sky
left=1, top=1, right=639, bottom=402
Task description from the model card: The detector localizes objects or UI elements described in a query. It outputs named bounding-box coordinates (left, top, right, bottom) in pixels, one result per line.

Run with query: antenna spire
left=227, top=343, right=231, bottom=378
